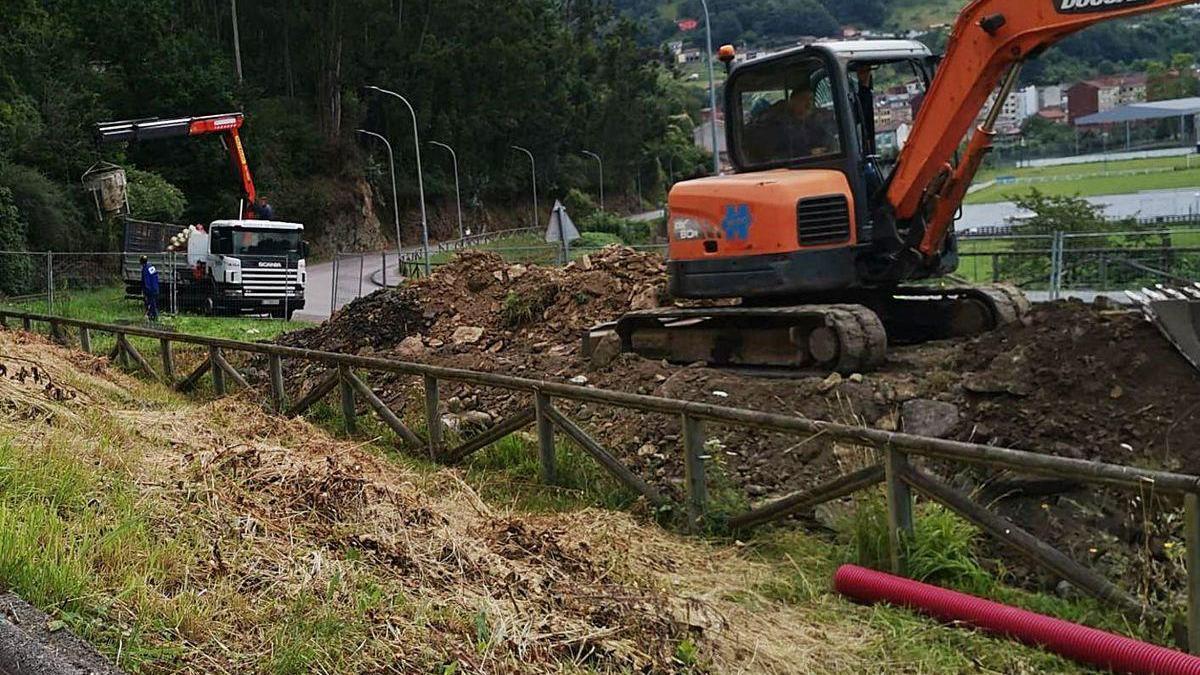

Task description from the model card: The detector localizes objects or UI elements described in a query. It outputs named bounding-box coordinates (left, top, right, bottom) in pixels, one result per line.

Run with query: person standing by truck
left=140, top=255, right=160, bottom=322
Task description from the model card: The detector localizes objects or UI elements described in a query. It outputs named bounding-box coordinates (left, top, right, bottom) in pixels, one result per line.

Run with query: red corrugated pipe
left=834, top=564, right=1200, bottom=675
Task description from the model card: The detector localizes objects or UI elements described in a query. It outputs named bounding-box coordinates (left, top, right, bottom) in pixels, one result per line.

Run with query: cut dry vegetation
left=0, top=328, right=1107, bottom=673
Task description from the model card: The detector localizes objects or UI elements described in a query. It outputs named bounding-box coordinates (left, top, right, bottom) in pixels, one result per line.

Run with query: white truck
left=123, top=219, right=308, bottom=319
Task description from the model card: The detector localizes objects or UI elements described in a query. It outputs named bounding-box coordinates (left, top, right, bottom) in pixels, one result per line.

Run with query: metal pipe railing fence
left=5, top=308, right=1200, bottom=651
left=0, top=251, right=303, bottom=321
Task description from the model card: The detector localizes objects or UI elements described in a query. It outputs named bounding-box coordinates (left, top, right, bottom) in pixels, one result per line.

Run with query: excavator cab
left=668, top=41, right=938, bottom=302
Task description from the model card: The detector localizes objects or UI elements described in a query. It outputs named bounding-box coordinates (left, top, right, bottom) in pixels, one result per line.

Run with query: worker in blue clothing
left=140, top=255, right=160, bottom=322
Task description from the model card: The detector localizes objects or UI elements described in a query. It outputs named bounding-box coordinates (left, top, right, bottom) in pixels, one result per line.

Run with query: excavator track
left=585, top=284, right=1029, bottom=374
left=601, top=304, right=888, bottom=374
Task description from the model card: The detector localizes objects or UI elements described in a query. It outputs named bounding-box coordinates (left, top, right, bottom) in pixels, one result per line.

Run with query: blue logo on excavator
left=721, top=204, right=752, bottom=240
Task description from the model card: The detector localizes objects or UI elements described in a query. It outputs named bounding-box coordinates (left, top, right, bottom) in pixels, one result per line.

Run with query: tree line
left=0, top=0, right=711, bottom=258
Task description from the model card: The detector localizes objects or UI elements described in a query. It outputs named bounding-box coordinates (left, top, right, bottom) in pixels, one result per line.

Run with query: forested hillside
left=616, top=0, right=1200, bottom=90
left=0, top=0, right=709, bottom=255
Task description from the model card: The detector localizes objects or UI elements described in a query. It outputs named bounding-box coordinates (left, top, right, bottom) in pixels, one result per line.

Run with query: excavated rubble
left=276, top=247, right=1200, bottom=604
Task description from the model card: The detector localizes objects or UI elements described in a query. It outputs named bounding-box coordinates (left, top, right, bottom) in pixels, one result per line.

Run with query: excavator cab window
left=848, top=59, right=929, bottom=180
left=733, top=56, right=843, bottom=167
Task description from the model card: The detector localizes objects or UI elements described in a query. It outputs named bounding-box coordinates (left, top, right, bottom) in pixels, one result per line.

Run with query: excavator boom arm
left=95, top=113, right=257, bottom=206
left=887, top=0, right=1196, bottom=231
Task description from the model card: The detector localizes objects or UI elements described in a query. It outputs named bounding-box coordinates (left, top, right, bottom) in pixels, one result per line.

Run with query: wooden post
left=441, top=407, right=537, bottom=464
left=285, top=370, right=339, bottom=416
left=728, top=464, right=886, bottom=531
left=268, top=354, right=286, bottom=413
left=79, top=327, right=92, bottom=354
left=534, top=391, right=556, bottom=485
left=423, top=375, right=441, bottom=458
left=175, top=360, right=211, bottom=393
left=1187, top=492, right=1200, bottom=654
left=209, top=346, right=226, bottom=396
left=338, top=365, right=356, bottom=435
left=21, top=317, right=31, bottom=331
left=883, top=446, right=907, bottom=571
left=545, top=405, right=667, bottom=507
left=343, top=369, right=422, bottom=447
left=160, top=339, right=175, bottom=382
left=118, top=334, right=157, bottom=379
left=211, top=349, right=250, bottom=389
left=681, top=414, right=708, bottom=533
left=116, top=333, right=130, bottom=369
left=884, top=447, right=914, bottom=575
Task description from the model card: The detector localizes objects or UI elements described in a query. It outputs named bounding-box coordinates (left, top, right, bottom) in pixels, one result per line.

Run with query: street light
left=581, top=150, right=604, bottom=211
left=356, top=130, right=402, bottom=254
left=365, top=85, right=430, bottom=275
left=428, top=141, right=464, bottom=240
left=700, top=0, right=721, bottom=176
left=511, top=145, right=539, bottom=229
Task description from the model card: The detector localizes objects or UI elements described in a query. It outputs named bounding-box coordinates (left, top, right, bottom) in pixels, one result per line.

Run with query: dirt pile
left=953, top=301, right=1200, bottom=471
left=280, top=246, right=668, bottom=359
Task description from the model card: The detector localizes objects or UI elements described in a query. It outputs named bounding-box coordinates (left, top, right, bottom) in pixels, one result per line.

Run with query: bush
left=126, top=168, right=187, bottom=223
left=579, top=211, right=651, bottom=244
left=0, top=163, right=82, bottom=251
left=0, top=187, right=34, bottom=295
left=563, top=188, right=598, bottom=222
left=840, top=491, right=993, bottom=595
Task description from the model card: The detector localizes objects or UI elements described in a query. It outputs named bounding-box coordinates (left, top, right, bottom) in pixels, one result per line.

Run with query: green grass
left=968, top=155, right=1200, bottom=204
left=885, top=0, right=962, bottom=29
left=2, top=286, right=301, bottom=380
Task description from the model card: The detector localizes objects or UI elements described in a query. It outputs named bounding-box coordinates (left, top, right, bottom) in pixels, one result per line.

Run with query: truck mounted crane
left=93, top=113, right=308, bottom=319
left=600, top=0, right=1197, bottom=373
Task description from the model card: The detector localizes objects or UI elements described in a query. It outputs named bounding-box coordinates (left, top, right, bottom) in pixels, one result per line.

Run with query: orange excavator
left=603, top=0, right=1196, bottom=373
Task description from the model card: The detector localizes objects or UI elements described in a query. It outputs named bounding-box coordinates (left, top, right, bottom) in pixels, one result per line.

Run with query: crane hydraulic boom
left=95, top=113, right=257, bottom=215
left=888, top=0, right=1199, bottom=262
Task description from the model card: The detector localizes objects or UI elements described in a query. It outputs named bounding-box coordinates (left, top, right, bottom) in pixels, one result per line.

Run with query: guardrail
left=4, top=307, right=1200, bottom=651
left=397, top=227, right=541, bottom=264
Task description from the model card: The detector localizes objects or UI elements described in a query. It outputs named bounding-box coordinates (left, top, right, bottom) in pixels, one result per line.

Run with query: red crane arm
left=95, top=112, right=257, bottom=207
left=885, top=0, right=1197, bottom=257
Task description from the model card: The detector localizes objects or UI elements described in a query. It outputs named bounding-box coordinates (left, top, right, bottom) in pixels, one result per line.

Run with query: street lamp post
left=700, top=0, right=721, bottom=176
left=581, top=150, right=604, bottom=211
left=511, top=146, right=539, bottom=230
left=356, top=129, right=402, bottom=255
left=428, top=141, right=464, bottom=240
left=365, top=85, right=430, bottom=275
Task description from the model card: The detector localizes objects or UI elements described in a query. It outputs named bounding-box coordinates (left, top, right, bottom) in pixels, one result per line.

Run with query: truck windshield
left=212, top=228, right=301, bottom=256
left=733, top=56, right=842, bottom=167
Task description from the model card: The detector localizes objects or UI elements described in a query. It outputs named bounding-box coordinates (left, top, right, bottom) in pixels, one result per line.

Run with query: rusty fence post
left=534, top=391, right=556, bottom=485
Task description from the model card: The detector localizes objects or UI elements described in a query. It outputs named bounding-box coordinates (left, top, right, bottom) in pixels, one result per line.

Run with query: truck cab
left=123, top=218, right=307, bottom=319
left=195, top=220, right=307, bottom=318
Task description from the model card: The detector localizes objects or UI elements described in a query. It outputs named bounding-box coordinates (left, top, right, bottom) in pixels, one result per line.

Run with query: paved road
left=295, top=250, right=403, bottom=323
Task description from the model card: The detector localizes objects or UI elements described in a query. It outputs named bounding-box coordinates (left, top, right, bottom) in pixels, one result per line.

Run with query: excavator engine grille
left=796, top=195, right=851, bottom=246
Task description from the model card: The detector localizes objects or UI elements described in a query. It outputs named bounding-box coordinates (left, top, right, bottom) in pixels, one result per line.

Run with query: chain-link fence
left=958, top=227, right=1200, bottom=295
left=0, top=250, right=306, bottom=321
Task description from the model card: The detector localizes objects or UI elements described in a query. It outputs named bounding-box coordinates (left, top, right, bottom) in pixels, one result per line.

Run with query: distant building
left=1038, top=85, right=1065, bottom=111
left=677, top=48, right=703, bottom=65
left=1067, top=74, right=1149, bottom=124
left=1036, top=107, right=1069, bottom=125
left=876, top=121, right=912, bottom=157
